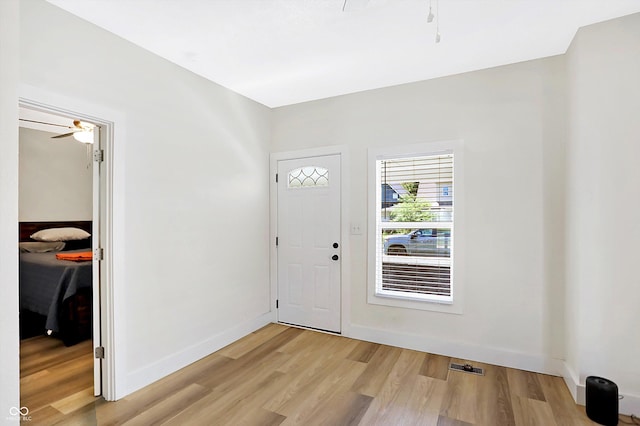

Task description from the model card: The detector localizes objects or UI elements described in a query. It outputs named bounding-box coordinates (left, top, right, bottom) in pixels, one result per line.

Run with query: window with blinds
left=375, top=153, right=454, bottom=303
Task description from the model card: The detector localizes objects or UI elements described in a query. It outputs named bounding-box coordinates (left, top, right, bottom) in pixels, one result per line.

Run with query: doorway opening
left=17, top=103, right=108, bottom=415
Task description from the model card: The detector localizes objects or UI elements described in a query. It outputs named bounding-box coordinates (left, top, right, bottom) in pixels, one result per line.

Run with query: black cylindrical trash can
left=586, top=376, right=618, bottom=426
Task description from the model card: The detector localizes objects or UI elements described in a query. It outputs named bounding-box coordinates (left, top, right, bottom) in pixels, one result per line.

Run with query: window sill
left=368, top=291, right=463, bottom=315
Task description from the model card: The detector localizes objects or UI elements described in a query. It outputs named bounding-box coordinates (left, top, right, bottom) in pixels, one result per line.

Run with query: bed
left=19, top=221, right=93, bottom=346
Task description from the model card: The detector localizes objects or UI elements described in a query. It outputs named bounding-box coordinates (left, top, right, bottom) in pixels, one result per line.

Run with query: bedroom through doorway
left=17, top=105, right=103, bottom=415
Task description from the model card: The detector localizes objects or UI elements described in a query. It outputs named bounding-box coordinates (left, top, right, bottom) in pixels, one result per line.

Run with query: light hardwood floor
left=21, top=324, right=612, bottom=425
left=20, top=335, right=96, bottom=424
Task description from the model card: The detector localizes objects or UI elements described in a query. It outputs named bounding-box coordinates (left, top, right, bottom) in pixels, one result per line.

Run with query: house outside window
left=368, top=140, right=464, bottom=313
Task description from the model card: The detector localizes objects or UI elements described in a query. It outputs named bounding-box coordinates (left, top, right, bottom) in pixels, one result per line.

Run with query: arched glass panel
left=288, top=166, right=329, bottom=188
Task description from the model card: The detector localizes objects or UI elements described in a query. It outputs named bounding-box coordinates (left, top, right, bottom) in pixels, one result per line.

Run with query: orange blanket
left=55, top=251, right=92, bottom=262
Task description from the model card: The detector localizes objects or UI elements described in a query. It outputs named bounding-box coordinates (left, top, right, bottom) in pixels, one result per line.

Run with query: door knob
left=333, top=242, right=339, bottom=248
left=332, top=254, right=339, bottom=261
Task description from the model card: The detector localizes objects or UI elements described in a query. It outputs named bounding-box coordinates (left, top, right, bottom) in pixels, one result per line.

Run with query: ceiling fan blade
left=19, top=118, right=73, bottom=129
left=51, top=132, right=76, bottom=139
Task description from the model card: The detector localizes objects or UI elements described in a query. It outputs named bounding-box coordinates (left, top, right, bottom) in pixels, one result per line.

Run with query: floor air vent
left=449, top=363, right=484, bottom=376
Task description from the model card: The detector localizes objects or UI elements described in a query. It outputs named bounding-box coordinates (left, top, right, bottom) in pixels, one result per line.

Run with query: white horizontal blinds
left=377, top=153, right=454, bottom=301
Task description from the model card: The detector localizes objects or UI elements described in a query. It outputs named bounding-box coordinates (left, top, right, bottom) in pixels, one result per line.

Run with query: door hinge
left=93, top=149, right=104, bottom=162
left=94, top=247, right=104, bottom=261
left=275, top=173, right=279, bottom=183
left=276, top=237, right=279, bottom=247
left=276, top=299, right=279, bottom=309
left=95, top=346, right=105, bottom=359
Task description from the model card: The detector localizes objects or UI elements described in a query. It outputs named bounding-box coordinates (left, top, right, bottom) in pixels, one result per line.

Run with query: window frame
left=367, top=140, right=465, bottom=314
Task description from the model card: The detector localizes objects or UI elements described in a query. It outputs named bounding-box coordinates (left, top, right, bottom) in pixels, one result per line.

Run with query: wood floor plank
left=275, top=327, right=334, bottom=355
left=507, top=367, right=546, bottom=401
left=263, top=333, right=358, bottom=413
left=399, top=375, right=448, bottom=425
left=350, top=344, right=403, bottom=397
left=92, top=355, right=231, bottom=426
left=475, top=364, right=516, bottom=426
left=18, top=398, right=96, bottom=426
left=50, top=386, right=97, bottom=415
left=274, top=331, right=343, bottom=374
left=163, top=353, right=292, bottom=425
left=101, top=350, right=255, bottom=425
left=237, top=408, right=287, bottom=426
left=94, top=398, right=136, bottom=426
left=419, top=353, right=451, bottom=380
left=21, top=354, right=94, bottom=412
left=197, top=351, right=290, bottom=393
left=122, top=383, right=210, bottom=426
left=24, top=405, right=66, bottom=425
left=346, top=341, right=380, bottom=363
left=439, top=367, right=479, bottom=424
left=436, top=415, right=474, bottom=426
left=20, top=367, right=50, bottom=387
left=237, top=327, right=305, bottom=362
left=20, top=335, right=64, bottom=357
left=50, top=402, right=98, bottom=426
left=358, top=348, right=425, bottom=425
left=511, top=394, right=558, bottom=426
left=20, top=337, right=93, bottom=377
left=538, top=374, right=593, bottom=426
left=220, top=328, right=304, bottom=381
left=277, top=358, right=367, bottom=422
left=305, top=391, right=373, bottom=426
left=218, top=323, right=291, bottom=359
left=196, top=327, right=303, bottom=391
left=210, top=371, right=292, bottom=425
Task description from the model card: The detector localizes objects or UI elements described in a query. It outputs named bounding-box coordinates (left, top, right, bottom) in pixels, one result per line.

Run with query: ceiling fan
left=19, top=118, right=95, bottom=143
left=51, top=120, right=95, bottom=143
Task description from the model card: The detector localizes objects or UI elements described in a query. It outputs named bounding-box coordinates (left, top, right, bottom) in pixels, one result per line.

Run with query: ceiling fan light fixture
left=73, top=129, right=94, bottom=143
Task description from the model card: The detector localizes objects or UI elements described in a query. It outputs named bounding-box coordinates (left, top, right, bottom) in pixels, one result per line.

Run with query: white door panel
left=277, top=155, right=341, bottom=333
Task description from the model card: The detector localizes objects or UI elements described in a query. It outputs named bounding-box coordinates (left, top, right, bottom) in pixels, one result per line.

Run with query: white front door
left=277, top=154, right=341, bottom=333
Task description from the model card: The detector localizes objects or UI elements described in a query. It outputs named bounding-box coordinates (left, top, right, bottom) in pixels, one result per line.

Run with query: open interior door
left=91, top=126, right=102, bottom=396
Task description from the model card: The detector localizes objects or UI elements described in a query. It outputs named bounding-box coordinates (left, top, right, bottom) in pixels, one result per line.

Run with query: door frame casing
left=19, top=84, right=126, bottom=400
left=270, top=146, right=351, bottom=336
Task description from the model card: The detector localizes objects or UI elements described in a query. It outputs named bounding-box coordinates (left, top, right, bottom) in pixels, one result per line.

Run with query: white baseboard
left=561, top=361, right=640, bottom=416
left=124, top=312, right=273, bottom=396
left=347, top=324, right=561, bottom=376
left=620, top=392, right=640, bottom=417
left=560, top=361, right=583, bottom=404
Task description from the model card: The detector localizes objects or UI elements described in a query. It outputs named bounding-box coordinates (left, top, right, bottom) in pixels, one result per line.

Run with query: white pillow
left=31, top=227, right=91, bottom=242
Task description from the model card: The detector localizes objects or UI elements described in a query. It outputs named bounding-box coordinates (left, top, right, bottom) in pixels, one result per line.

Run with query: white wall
left=19, top=127, right=92, bottom=221
left=17, top=0, right=273, bottom=397
left=565, top=13, right=640, bottom=413
left=0, top=0, right=20, bottom=419
left=273, top=56, right=567, bottom=374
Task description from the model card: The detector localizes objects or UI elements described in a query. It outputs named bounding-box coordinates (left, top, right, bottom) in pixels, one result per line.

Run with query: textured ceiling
left=47, top=0, right=640, bottom=107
